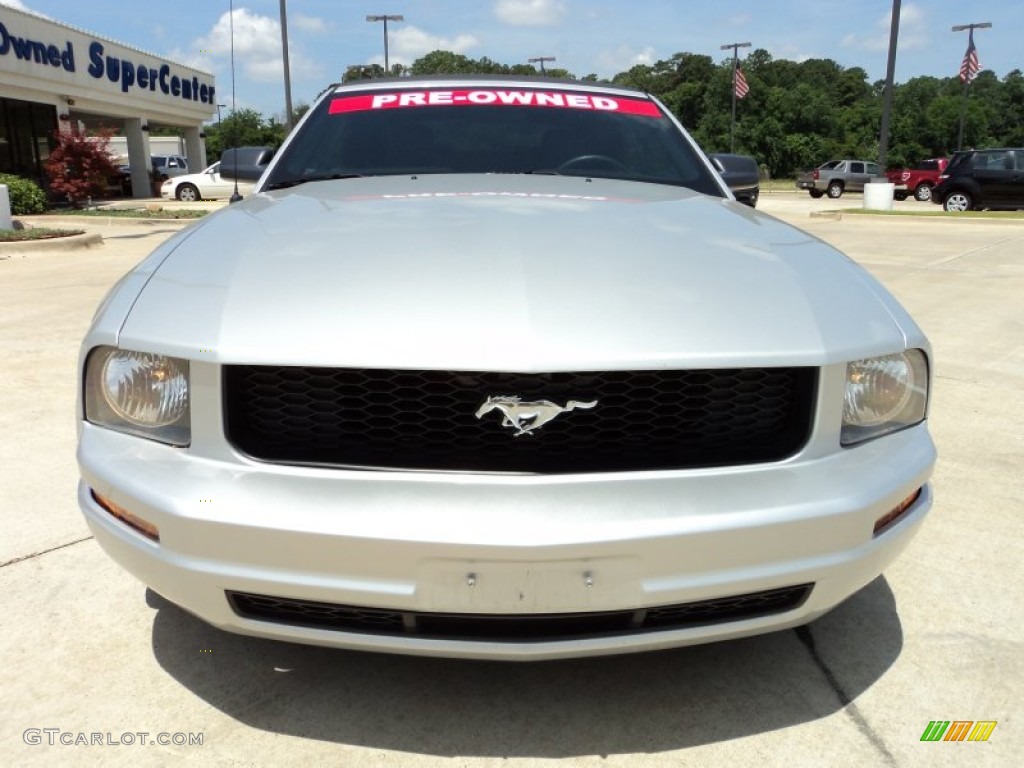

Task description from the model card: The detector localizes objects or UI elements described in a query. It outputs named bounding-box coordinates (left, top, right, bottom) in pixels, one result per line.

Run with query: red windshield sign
left=329, top=89, right=663, bottom=118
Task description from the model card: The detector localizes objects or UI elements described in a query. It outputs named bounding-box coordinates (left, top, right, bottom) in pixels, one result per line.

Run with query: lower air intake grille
left=227, top=584, right=813, bottom=642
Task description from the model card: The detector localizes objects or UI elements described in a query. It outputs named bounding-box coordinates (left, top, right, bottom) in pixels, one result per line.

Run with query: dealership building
left=0, top=4, right=215, bottom=197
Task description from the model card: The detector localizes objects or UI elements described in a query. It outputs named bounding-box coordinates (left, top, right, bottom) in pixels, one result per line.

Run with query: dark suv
left=931, top=148, right=1024, bottom=212
left=219, top=146, right=276, bottom=181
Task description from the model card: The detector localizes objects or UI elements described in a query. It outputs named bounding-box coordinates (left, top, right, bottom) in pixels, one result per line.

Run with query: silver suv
left=150, top=154, right=189, bottom=181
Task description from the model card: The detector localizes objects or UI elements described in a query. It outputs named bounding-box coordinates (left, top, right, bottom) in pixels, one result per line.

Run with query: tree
left=410, top=50, right=478, bottom=75
left=44, top=129, right=119, bottom=206
left=203, top=108, right=287, bottom=161
left=195, top=49, right=1024, bottom=181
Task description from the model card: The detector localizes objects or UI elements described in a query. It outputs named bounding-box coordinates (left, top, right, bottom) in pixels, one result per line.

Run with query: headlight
left=84, top=347, right=190, bottom=446
left=842, top=349, right=928, bottom=446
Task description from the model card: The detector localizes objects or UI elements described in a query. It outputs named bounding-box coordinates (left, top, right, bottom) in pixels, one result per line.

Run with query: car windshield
left=264, top=85, right=723, bottom=195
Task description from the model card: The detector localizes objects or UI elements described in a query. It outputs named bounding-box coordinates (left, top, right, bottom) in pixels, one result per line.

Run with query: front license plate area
left=416, top=557, right=641, bottom=613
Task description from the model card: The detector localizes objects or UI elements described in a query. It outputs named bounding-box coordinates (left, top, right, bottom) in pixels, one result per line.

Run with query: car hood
left=118, top=175, right=908, bottom=369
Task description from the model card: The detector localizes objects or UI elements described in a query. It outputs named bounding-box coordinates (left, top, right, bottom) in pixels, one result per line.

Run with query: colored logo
left=920, top=720, right=997, bottom=742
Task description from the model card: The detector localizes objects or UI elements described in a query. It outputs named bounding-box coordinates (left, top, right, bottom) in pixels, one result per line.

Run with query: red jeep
left=886, top=158, right=949, bottom=202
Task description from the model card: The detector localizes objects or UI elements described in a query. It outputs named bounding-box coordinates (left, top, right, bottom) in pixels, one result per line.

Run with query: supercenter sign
left=0, top=11, right=215, bottom=109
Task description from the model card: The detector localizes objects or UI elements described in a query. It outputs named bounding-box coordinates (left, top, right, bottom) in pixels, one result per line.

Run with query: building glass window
left=0, top=97, right=56, bottom=181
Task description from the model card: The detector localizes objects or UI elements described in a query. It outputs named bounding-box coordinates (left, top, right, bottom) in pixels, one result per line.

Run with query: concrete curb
left=18, top=214, right=201, bottom=229
left=0, top=231, right=103, bottom=258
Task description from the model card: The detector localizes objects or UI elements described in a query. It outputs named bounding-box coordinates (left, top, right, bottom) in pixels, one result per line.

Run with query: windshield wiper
left=263, top=173, right=365, bottom=191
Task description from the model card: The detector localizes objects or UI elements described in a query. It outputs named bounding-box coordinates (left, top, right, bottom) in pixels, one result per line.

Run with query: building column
left=53, top=102, right=73, bottom=135
left=124, top=118, right=152, bottom=199
left=183, top=126, right=206, bottom=172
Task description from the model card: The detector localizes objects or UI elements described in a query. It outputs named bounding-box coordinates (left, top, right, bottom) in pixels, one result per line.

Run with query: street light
left=366, top=14, right=404, bottom=75
left=952, top=22, right=992, bottom=151
left=720, top=42, right=751, bottom=153
left=528, top=56, right=556, bottom=75
left=216, top=103, right=226, bottom=124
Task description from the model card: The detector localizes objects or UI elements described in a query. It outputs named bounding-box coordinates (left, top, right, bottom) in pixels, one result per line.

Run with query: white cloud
left=292, top=14, right=328, bottom=34
left=494, top=0, right=567, bottom=27
left=0, top=0, right=50, bottom=18
left=189, top=9, right=323, bottom=83
left=376, top=25, right=480, bottom=66
left=841, top=2, right=929, bottom=53
left=596, top=45, right=656, bottom=75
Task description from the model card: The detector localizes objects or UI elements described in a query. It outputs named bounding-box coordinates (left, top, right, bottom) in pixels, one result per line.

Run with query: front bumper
left=78, top=418, right=934, bottom=660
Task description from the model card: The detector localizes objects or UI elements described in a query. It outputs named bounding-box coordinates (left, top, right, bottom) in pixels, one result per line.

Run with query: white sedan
left=160, top=162, right=254, bottom=201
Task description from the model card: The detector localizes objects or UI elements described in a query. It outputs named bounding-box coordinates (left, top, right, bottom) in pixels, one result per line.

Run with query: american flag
left=959, top=33, right=980, bottom=83
left=734, top=66, right=750, bottom=99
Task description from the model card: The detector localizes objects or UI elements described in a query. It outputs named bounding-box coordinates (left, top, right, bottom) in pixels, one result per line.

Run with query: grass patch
left=44, top=208, right=210, bottom=219
left=0, top=227, right=85, bottom=242
left=842, top=208, right=1024, bottom=219
left=762, top=178, right=798, bottom=192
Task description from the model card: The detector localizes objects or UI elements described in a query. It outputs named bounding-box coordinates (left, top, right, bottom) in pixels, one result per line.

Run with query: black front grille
left=223, top=367, right=816, bottom=473
left=227, top=585, right=813, bottom=642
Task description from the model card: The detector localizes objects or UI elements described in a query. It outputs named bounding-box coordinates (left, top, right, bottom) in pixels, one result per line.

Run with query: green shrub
left=0, top=173, right=48, bottom=215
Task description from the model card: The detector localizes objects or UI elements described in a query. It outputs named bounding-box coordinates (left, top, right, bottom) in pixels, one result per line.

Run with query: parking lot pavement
left=1, top=203, right=1021, bottom=767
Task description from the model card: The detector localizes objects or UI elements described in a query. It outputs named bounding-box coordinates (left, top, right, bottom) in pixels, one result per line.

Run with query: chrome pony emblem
left=475, top=396, right=598, bottom=437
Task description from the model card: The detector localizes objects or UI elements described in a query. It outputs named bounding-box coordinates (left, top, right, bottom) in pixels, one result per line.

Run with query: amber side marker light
left=91, top=490, right=160, bottom=542
left=873, top=488, right=923, bottom=536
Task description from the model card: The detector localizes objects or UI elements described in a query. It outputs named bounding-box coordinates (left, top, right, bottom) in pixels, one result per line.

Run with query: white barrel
left=863, top=181, right=895, bottom=211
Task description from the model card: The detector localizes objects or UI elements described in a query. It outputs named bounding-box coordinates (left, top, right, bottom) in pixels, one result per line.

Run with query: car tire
left=176, top=183, right=200, bottom=202
left=826, top=181, right=843, bottom=199
left=914, top=184, right=933, bottom=202
left=809, top=190, right=824, bottom=199
left=943, top=191, right=972, bottom=212
left=894, top=191, right=908, bottom=201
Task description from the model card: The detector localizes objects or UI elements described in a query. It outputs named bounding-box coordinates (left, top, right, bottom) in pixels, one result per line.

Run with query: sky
left=2, top=0, right=1021, bottom=121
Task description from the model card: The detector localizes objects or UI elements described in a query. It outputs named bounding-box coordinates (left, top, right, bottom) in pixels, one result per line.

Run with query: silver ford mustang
left=77, top=77, right=935, bottom=660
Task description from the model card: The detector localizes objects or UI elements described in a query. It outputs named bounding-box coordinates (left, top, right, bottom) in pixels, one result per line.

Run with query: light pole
left=877, top=0, right=901, bottom=175
left=720, top=41, right=751, bottom=153
left=528, top=56, right=556, bottom=75
left=366, top=14, right=404, bottom=75
left=952, top=22, right=992, bottom=151
left=280, top=0, right=294, bottom=131
left=216, top=103, right=226, bottom=124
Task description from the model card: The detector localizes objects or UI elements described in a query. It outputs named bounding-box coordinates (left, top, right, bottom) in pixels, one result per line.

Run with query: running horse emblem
left=475, top=395, right=598, bottom=437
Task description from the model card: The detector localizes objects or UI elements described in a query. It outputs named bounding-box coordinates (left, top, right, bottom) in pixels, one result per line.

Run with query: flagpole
left=720, top=42, right=751, bottom=153
left=956, top=55, right=970, bottom=152
left=952, top=22, right=992, bottom=151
